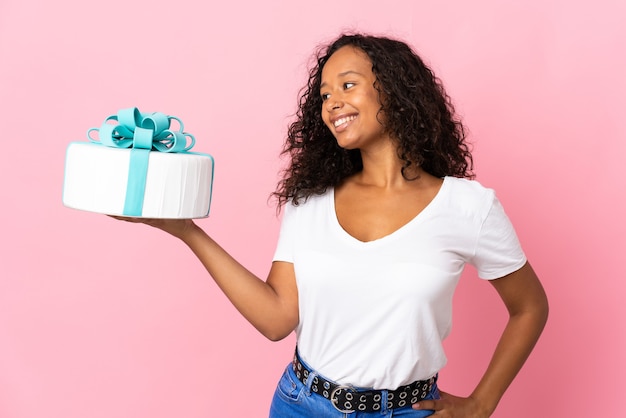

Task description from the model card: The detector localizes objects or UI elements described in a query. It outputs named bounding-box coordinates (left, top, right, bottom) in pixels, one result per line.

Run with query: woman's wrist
left=176, top=220, right=204, bottom=242
left=468, top=394, right=498, bottom=418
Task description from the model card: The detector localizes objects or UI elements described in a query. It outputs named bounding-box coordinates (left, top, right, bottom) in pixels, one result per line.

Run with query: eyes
left=321, top=82, right=355, bottom=101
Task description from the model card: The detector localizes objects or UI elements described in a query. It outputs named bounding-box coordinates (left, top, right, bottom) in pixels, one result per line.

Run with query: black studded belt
left=292, top=350, right=437, bottom=413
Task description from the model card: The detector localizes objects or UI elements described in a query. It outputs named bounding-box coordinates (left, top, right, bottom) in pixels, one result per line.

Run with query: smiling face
left=320, top=46, right=388, bottom=150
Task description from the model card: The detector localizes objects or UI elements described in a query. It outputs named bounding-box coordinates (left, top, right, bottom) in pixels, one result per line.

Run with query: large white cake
left=63, top=142, right=214, bottom=218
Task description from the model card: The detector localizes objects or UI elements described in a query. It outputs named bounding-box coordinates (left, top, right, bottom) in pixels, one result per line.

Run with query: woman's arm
left=414, top=262, right=549, bottom=417
left=113, top=217, right=299, bottom=341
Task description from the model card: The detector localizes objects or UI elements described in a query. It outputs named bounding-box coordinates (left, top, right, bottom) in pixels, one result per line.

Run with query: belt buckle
left=330, top=385, right=357, bottom=413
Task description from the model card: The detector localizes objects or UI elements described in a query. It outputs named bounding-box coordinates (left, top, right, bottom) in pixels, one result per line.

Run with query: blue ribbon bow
left=87, top=107, right=196, bottom=216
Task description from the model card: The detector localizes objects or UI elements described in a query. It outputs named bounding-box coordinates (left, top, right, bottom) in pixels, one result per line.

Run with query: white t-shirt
left=272, top=177, right=526, bottom=389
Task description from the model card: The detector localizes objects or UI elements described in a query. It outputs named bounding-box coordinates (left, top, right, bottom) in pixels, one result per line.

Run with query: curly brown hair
left=273, top=33, right=473, bottom=207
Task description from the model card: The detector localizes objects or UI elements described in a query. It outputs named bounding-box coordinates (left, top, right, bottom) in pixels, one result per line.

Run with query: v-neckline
left=330, top=176, right=448, bottom=245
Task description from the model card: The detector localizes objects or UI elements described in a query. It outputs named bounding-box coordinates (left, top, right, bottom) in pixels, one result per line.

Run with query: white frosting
left=63, top=142, right=214, bottom=218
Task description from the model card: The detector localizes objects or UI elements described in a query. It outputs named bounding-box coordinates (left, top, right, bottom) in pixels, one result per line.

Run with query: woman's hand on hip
left=413, top=390, right=491, bottom=417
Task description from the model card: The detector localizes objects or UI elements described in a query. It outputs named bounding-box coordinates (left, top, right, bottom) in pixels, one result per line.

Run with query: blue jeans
left=269, top=363, right=439, bottom=417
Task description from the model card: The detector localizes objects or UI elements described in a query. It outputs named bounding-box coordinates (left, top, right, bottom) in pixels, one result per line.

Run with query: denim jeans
left=269, top=362, right=439, bottom=418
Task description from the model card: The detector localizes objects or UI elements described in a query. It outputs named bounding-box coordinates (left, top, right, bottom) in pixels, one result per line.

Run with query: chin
left=334, top=138, right=359, bottom=150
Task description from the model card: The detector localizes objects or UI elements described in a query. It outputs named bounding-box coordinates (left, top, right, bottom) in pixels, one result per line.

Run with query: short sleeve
left=471, top=194, right=527, bottom=279
left=272, top=202, right=297, bottom=263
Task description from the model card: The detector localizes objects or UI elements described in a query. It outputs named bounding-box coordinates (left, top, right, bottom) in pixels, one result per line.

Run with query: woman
left=118, top=33, right=548, bottom=417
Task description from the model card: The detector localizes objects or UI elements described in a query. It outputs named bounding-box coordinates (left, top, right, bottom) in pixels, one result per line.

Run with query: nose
left=325, top=95, right=343, bottom=112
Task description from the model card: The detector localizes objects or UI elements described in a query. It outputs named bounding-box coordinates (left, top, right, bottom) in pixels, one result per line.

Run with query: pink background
left=1, top=0, right=624, bottom=416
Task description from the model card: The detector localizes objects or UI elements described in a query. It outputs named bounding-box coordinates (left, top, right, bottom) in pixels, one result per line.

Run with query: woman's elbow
left=262, top=327, right=294, bottom=342
left=257, top=318, right=298, bottom=342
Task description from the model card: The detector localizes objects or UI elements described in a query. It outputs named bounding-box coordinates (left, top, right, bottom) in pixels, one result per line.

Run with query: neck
left=357, top=143, right=422, bottom=189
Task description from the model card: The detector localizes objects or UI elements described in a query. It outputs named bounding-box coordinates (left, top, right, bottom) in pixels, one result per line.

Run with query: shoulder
left=442, top=176, right=494, bottom=201
left=438, top=177, right=496, bottom=221
left=283, top=189, right=333, bottom=217
left=444, top=176, right=493, bottom=195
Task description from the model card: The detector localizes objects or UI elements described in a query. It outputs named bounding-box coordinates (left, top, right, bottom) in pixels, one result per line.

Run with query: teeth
left=334, top=115, right=356, bottom=128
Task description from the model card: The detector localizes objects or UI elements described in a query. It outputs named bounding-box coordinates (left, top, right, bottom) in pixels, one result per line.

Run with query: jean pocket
left=423, top=382, right=440, bottom=401
left=275, top=366, right=304, bottom=402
